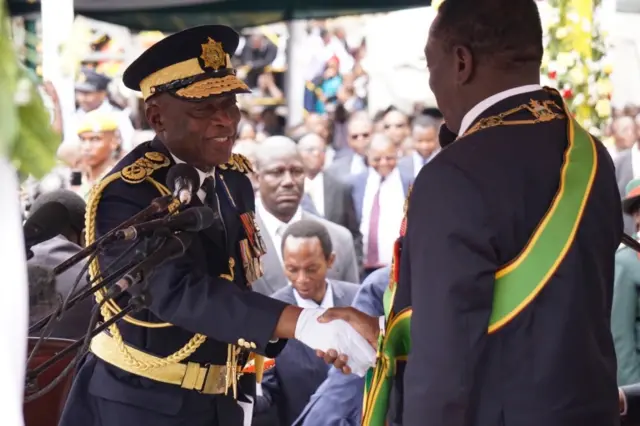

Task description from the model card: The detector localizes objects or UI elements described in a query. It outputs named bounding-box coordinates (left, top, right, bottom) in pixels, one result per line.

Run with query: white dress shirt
left=305, top=172, right=325, bottom=216
left=350, top=154, right=367, bottom=175
left=256, top=198, right=303, bottom=264
left=411, top=149, right=440, bottom=178
left=170, top=154, right=213, bottom=203
left=293, top=280, right=334, bottom=308
left=360, top=167, right=405, bottom=266
left=458, top=84, right=542, bottom=136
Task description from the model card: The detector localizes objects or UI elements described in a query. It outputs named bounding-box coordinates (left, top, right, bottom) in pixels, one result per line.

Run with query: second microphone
left=114, top=206, right=214, bottom=241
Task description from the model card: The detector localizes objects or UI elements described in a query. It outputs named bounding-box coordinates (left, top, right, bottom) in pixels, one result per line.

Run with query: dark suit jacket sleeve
left=403, top=159, right=498, bottom=426
left=622, top=383, right=640, bottom=424
left=96, top=181, right=288, bottom=357
left=255, top=366, right=281, bottom=413
left=342, top=180, right=363, bottom=268
left=612, top=259, right=640, bottom=385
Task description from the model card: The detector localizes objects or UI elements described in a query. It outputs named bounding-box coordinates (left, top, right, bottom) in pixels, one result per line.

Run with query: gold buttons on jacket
left=237, top=338, right=256, bottom=349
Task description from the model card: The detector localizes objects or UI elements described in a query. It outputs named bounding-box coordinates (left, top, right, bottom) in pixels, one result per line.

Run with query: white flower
left=556, top=27, right=570, bottom=39
left=573, top=92, right=586, bottom=107
left=569, top=67, right=586, bottom=86
left=567, top=11, right=580, bottom=23
left=14, top=78, right=32, bottom=106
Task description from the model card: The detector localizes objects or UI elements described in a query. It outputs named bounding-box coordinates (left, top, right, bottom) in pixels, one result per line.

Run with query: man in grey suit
left=27, top=189, right=93, bottom=339
left=327, top=112, right=372, bottom=182
left=252, top=136, right=359, bottom=296
left=612, top=116, right=637, bottom=234
left=254, top=220, right=359, bottom=425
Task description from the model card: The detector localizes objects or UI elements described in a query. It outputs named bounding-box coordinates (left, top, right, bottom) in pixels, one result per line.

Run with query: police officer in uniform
left=318, top=1, right=623, bottom=425
left=58, top=25, right=371, bottom=426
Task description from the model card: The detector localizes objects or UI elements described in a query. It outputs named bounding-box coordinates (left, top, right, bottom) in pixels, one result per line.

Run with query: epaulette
left=120, top=152, right=171, bottom=184
left=218, top=153, right=254, bottom=174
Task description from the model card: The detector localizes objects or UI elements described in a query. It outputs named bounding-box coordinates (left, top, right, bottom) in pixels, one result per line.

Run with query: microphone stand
left=26, top=232, right=170, bottom=382
left=51, top=195, right=175, bottom=278
left=25, top=293, right=149, bottom=382
left=28, top=260, right=139, bottom=335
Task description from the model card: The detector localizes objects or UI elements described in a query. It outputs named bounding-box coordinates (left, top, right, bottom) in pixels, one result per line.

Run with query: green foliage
left=0, top=1, right=58, bottom=178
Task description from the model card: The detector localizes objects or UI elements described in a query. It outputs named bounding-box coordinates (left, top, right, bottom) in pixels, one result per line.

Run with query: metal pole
left=41, top=0, right=75, bottom=141
left=285, top=20, right=307, bottom=127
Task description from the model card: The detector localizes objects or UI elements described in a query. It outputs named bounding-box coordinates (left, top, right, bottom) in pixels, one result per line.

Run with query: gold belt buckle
left=200, top=364, right=228, bottom=395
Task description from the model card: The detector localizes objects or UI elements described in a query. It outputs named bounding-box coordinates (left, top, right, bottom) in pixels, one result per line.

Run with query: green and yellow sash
left=361, top=96, right=598, bottom=426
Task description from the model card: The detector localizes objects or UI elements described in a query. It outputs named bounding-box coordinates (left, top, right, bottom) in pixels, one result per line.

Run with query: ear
left=326, top=252, right=336, bottom=269
left=453, top=44, right=474, bottom=85
left=144, top=102, right=164, bottom=134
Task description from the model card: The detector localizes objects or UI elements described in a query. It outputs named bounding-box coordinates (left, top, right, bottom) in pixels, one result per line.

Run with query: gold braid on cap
left=139, top=53, right=248, bottom=100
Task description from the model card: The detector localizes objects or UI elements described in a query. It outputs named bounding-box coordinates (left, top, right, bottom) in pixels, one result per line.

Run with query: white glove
left=294, top=308, right=376, bottom=377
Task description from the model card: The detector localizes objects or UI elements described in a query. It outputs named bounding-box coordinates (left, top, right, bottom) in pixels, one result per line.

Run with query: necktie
left=422, top=156, right=429, bottom=166
left=366, top=177, right=384, bottom=267
left=202, top=176, right=226, bottom=236
left=202, top=176, right=216, bottom=207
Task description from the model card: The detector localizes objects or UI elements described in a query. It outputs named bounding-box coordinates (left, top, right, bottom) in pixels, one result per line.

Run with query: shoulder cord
left=85, top=173, right=206, bottom=370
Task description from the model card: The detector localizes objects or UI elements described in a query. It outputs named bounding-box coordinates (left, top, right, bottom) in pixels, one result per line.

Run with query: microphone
left=105, top=232, right=194, bottom=299
left=114, top=206, right=214, bottom=241
left=27, top=265, right=58, bottom=326
left=23, top=201, right=70, bottom=259
left=166, top=164, right=201, bottom=205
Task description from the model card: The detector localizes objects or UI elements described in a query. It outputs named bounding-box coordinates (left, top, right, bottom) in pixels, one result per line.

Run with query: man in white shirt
left=298, top=133, right=362, bottom=264
left=351, top=134, right=413, bottom=277
left=254, top=220, right=359, bottom=425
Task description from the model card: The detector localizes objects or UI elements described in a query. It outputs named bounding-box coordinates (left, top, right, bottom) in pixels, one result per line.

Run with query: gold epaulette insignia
left=219, top=153, right=254, bottom=174
left=121, top=152, right=171, bottom=184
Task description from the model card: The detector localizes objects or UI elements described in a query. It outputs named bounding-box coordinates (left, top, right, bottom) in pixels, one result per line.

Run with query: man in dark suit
left=58, top=25, right=365, bottom=426
left=28, top=190, right=92, bottom=339
left=620, top=383, right=640, bottom=425
left=319, top=1, right=623, bottom=425
left=351, top=133, right=412, bottom=278
left=252, top=136, right=359, bottom=296
left=294, top=266, right=390, bottom=426
left=254, top=220, right=358, bottom=425
left=298, top=132, right=362, bottom=264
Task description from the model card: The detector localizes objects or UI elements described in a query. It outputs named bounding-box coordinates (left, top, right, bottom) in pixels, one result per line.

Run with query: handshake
left=294, top=307, right=380, bottom=376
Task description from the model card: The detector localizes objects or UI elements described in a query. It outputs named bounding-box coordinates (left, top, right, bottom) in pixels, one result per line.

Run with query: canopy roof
left=8, top=0, right=431, bottom=31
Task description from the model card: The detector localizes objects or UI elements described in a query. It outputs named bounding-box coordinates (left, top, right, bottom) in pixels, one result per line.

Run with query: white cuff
left=621, top=388, right=628, bottom=416
left=378, top=315, right=386, bottom=337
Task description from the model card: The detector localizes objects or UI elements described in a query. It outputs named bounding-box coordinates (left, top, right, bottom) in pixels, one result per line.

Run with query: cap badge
left=77, top=73, right=87, bottom=83
left=200, top=37, right=226, bottom=70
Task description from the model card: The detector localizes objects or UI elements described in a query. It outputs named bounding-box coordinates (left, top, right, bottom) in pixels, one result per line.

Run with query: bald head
left=613, top=115, right=637, bottom=150
left=368, top=133, right=394, bottom=153
left=367, top=134, right=397, bottom=178
left=298, top=133, right=325, bottom=150
left=255, top=136, right=301, bottom=171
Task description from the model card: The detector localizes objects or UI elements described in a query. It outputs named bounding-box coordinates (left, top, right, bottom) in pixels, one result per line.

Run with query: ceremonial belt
left=91, top=331, right=234, bottom=395
left=361, top=98, right=598, bottom=426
